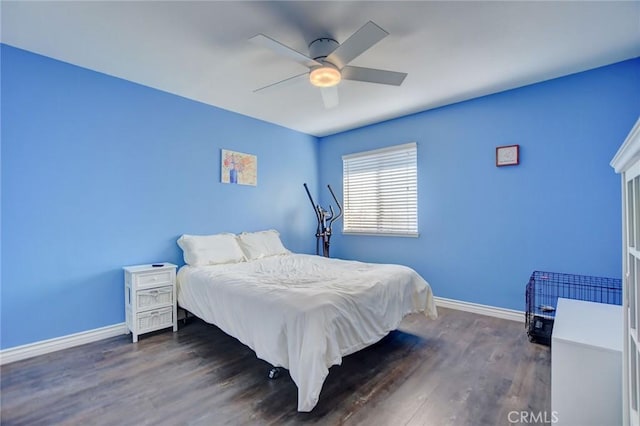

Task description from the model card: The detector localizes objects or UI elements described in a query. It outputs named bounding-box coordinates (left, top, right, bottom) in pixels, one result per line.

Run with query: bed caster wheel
left=268, top=367, right=281, bottom=380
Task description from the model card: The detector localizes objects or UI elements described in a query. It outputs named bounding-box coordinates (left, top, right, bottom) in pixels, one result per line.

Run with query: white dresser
left=123, top=263, right=178, bottom=343
left=551, top=298, right=622, bottom=426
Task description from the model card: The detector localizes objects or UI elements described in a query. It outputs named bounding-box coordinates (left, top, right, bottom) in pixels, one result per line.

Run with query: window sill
left=342, top=231, right=419, bottom=238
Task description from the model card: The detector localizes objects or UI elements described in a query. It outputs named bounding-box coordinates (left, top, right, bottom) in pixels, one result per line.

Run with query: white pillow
left=177, top=233, right=246, bottom=266
left=237, top=230, right=290, bottom=260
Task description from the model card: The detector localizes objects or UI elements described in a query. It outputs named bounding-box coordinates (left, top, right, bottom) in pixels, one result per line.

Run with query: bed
left=176, top=230, right=437, bottom=412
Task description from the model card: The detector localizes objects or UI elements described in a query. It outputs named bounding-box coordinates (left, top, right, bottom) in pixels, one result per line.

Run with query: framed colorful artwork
left=221, top=149, right=257, bottom=186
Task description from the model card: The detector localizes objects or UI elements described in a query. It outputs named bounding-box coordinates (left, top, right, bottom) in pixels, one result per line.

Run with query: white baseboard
left=0, top=297, right=522, bottom=365
left=0, top=323, right=128, bottom=366
left=434, top=296, right=524, bottom=323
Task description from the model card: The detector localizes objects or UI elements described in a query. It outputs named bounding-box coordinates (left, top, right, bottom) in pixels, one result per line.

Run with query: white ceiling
left=2, top=1, right=639, bottom=137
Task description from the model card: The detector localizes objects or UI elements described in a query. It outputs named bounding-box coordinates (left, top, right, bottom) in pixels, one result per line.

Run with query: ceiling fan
left=250, top=21, right=407, bottom=109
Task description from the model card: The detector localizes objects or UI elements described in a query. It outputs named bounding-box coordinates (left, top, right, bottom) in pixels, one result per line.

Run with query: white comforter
left=177, top=253, right=437, bottom=412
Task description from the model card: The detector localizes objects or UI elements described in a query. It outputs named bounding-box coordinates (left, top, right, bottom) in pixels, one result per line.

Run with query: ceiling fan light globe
left=310, top=66, right=341, bottom=88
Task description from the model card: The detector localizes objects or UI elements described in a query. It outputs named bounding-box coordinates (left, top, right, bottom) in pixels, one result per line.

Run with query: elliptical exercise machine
left=303, top=183, right=343, bottom=258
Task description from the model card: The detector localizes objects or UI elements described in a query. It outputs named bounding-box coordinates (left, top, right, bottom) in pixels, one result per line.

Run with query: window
left=342, top=142, right=418, bottom=236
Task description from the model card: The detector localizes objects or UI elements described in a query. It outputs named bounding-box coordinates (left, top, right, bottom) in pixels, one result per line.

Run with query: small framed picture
left=221, top=149, right=257, bottom=186
left=496, top=145, right=519, bottom=167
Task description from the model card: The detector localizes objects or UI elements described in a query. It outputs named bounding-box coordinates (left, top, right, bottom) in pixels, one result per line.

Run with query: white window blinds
left=342, top=142, right=418, bottom=236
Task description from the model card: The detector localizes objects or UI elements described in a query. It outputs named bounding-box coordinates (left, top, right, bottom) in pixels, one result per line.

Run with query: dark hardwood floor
left=1, top=308, right=550, bottom=426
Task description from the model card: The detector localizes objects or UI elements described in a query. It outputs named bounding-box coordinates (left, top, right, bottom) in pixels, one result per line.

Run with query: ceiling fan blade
left=250, top=34, right=321, bottom=69
left=341, top=66, right=407, bottom=86
left=253, top=72, right=308, bottom=93
left=320, top=86, right=339, bottom=109
left=325, top=21, right=388, bottom=69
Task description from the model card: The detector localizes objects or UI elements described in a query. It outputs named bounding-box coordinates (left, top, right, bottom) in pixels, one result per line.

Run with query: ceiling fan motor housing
left=308, top=38, right=339, bottom=66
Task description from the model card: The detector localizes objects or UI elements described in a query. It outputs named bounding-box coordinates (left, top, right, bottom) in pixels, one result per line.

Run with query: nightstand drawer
left=136, top=306, right=173, bottom=333
left=136, top=286, right=173, bottom=310
left=135, top=270, right=173, bottom=288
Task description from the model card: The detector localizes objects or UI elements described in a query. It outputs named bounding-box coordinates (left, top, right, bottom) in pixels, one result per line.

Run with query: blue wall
left=318, top=58, right=640, bottom=311
left=1, top=45, right=319, bottom=349
left=2, top=43, right=639, bottom=351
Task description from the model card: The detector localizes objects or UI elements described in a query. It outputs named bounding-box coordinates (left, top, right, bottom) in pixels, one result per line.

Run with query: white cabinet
left=612, top=117, right=640, bottom=426
left=551, top=298, right=622, bottom=426
left=123, top=263, right=177, bottom=343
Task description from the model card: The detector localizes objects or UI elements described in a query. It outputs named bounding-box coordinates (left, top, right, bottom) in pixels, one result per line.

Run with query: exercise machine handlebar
left=303, top=183, right=343, bottom=257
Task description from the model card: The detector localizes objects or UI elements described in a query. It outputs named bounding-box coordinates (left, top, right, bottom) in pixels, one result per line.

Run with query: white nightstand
left=123, top=263, right=178, bottom=343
